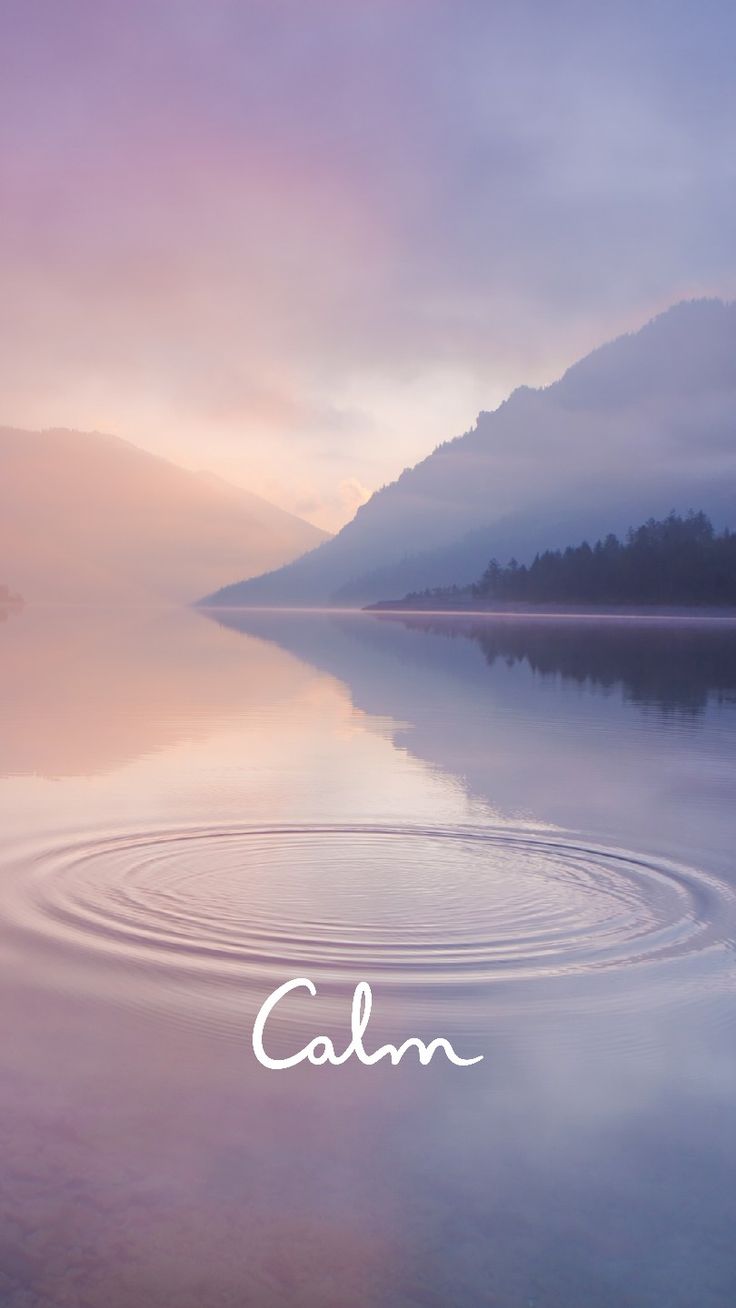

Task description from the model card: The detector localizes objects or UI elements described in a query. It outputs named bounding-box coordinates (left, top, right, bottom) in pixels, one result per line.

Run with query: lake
left=1, top=605, right=735, bottom=1307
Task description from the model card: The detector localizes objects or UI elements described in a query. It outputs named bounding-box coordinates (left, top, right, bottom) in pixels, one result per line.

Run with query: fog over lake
left=1, top=606, right=735, bottom=1307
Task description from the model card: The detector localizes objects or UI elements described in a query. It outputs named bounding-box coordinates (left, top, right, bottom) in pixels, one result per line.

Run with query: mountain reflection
left=0, top=605, right=314, bottom=778
left=211, top=609, right=736, bottom=717
left=371, top=613, right=736, bottom=715
left=207, top=608, right=736, bottom=852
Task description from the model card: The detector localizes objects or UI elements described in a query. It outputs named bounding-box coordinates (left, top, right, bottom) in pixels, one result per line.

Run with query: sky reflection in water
left=0, top=606, right=735, bottom=1307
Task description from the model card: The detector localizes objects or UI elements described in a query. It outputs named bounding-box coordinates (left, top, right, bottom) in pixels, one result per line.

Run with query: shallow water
left=1, top=605, right=735, bottom=1306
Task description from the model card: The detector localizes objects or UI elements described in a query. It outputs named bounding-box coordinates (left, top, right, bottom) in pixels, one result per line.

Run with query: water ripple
left=3, top=825, right=733, bottom=1015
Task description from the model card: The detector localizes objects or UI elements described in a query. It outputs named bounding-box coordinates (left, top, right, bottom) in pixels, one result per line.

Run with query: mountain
left=201, top=299, right=736, bottom=607
left=369, top=512, right=736, bottom=609
left=0, top=427, right=327, bottom=603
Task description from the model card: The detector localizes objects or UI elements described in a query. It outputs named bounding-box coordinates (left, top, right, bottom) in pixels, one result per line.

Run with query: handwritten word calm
left=252, top=977, right=483, bottom=1069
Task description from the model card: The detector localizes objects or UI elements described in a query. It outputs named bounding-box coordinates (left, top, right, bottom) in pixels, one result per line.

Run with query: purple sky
left=1, top=0, right=734, bottom=527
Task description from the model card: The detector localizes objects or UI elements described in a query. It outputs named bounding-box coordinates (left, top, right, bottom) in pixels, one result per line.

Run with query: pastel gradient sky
left=1, top=0, right=734, bottom=528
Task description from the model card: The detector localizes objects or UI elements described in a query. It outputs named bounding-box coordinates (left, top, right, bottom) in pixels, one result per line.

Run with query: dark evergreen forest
left=403, top=513, right=736, bottom=607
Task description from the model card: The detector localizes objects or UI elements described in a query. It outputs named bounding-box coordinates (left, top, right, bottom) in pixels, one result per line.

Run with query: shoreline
left=364, top=600, right=736, bottom=622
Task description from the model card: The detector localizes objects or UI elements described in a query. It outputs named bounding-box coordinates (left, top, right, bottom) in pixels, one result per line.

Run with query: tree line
left=393, top=614, right=736, bottom=714
left=406, top=512, right=736, bottom=606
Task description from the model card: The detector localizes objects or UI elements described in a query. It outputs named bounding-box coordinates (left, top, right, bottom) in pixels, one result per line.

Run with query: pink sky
left=1, top=1, right=734, bottom=528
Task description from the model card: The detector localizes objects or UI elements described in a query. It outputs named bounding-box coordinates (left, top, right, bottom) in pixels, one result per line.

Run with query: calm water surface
left=1, top=606, right=735, bottom=1307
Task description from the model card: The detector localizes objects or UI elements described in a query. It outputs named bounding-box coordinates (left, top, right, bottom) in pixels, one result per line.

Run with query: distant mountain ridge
left=202, top=299, right=736, bottom=607
left=0, top=426, right=328, bottom=603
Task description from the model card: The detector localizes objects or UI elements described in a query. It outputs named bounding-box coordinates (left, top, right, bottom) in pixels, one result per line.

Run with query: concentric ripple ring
left=2, top=824, right=733, bottom=1007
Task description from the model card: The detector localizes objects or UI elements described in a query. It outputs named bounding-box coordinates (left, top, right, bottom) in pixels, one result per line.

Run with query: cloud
left=0, top=0, right=734, bottom=525
left=338, top=477, right=372, bottom=513
left=290, top=476, right=372, bottom=532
